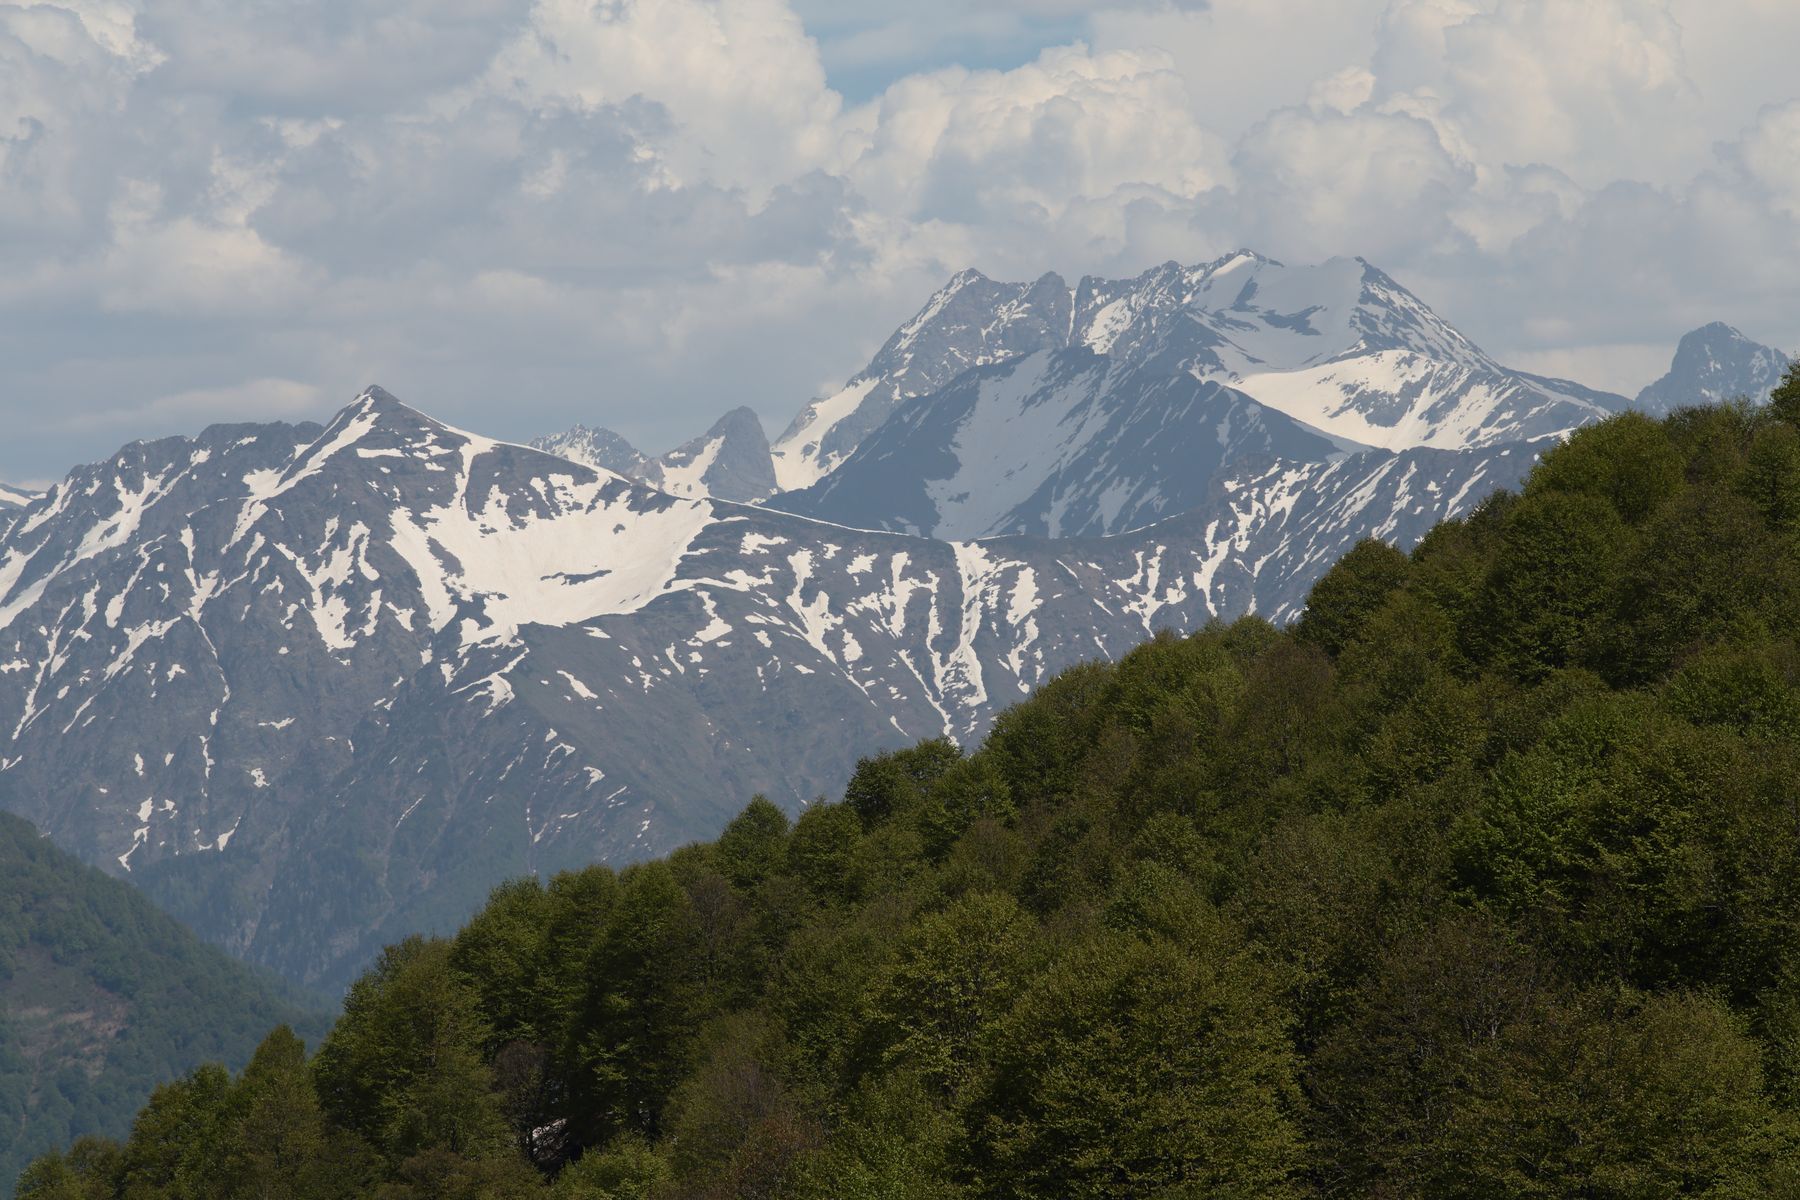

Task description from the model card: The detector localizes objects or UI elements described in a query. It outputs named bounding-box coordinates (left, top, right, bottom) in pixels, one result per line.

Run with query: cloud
left=58, top=376, right=326, bottom=433
left=843, top=46, right=1226, bottom=229
left=479, top=0, right=844, bottom=194
left=1090, top=0, right=1391, bottom=141
left=1371, top=0, right=1698, bottom=185
left=1729, top=101, right=1800, bottom=222
left=1230, top=106, right=1474, bottom=262
left=0, top=0, right=1798, bottom=484
left=135, top=0, right=534, bottom=113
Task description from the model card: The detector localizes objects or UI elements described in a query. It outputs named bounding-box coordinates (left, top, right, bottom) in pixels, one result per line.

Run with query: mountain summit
left=766, top=252, right=1624, bottom=500
left=529, top=424, right=649, bottom=477
left=766, top=253, right=1618, bottom=540
left=533, top=407, right=776, bottom=502
left=1635, top=322, right=1792, bottom=416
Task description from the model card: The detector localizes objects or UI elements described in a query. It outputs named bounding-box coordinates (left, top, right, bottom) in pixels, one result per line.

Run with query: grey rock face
left=770, top=270, right=1075, bottom=489
left=0, top=386, right=1538, bottom=991
left=0, top=485, right=38, bottom=542
left=1635, top=322, right=1793, bottom=416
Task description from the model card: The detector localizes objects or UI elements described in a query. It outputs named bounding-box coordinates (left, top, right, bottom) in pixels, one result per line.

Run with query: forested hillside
left=21, top=366, right=1800, bottom=1197
left=0, top=814, right=329, bottom=1197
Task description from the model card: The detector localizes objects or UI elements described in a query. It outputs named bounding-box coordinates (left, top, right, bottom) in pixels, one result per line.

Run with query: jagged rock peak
left=531, top=424, right=649, bottom=478
left=1636, top=323, right=1792, bottom=416
left=638, top=406, right=775, bottom=502
left=531, top=406, right=776, bottom=502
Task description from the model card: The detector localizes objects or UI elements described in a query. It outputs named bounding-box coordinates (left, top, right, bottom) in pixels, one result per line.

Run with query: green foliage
left=1772, top=359, right=1800, bottom=427
left=1527, top=410, right=1686, bottom=522
left=0, top=814, right=328, bottom=1197
left=1295, top=538, right=1410, bottom=657
left=971, top=925, right=1303, bottom=1199
left=28, top=396, right=1800, bottom=1197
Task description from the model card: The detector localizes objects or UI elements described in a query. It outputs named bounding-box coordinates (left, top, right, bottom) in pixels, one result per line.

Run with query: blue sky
left=1, top=0, right=1797, bottom=485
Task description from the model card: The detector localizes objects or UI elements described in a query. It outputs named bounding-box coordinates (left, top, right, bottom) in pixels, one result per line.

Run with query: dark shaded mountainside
left=23, top=371, right=1800, bottom=1198
left=0, top=813, right=328, bottom=1198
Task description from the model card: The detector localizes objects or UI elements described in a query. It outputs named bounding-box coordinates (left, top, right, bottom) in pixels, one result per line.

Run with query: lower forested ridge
left=22, top=371, right=1800, bottom=1198
left=0, top=814, right=329, bottom=1198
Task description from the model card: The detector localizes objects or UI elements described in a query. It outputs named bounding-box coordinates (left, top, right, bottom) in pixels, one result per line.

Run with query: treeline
left=22, top=367, right=1800, bottom=1198
left=0, top=813, right=328, bottom=1196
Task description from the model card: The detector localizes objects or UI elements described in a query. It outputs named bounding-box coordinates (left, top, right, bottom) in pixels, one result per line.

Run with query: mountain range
left=0, top=251, right=1787, bottom=992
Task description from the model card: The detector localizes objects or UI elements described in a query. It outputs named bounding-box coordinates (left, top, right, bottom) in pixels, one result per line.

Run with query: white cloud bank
left=0, top=0, right=1797, bottom=481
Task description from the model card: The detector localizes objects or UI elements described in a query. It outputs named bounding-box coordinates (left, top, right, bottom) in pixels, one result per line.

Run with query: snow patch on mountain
left=0, top=484, right=38, bottom=512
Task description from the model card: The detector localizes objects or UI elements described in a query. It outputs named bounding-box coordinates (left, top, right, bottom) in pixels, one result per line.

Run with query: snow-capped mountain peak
left=770, top=268, right=1074, bottom=490
left=1635, top=322, right=1793, bottom=416
left=634, top=406, right=775, bottom=502
left=529, top=425, right=649, bottom=478
left=770, top=253, right=1623, bottom=488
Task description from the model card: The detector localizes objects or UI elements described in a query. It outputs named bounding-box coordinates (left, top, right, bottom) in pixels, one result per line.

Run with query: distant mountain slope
left=1635, top=322, right=1792, bottom=416
left=632, top=407, right=776, bottom=501
left=528, top=424, right=648, bottom=476
left=0, top=387, right=1536, bottom=990
left=771, top=270, right=1074, bottom=491
left=0, top=488, right=38, bottom=543
left=771, top=350, right=1344, bottom=538
left=0, top=811, right=326, bottom=1197
left=767, top=252, right=1623, bottom=496
left=533, top=408, right=777, bottom=502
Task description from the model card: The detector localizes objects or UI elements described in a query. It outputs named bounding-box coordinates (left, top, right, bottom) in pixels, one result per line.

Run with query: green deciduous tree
left=971, top=929, right=1302, bottom=1199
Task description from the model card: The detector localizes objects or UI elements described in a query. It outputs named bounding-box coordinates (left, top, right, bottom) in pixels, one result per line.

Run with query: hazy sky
left=2, top=0, right=1798, bottom=485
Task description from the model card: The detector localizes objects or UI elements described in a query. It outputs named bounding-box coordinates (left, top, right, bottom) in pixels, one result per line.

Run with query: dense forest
left=0, top=814, right=329, bottom=1197
left=20, top=365, right=1800, bottom=1198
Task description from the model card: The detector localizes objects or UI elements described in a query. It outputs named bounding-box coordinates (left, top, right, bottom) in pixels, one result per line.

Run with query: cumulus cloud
left=1231, top=106, right=1473, bottom=262
left=843, top=46, right=1226, bottom=233
left=0, top=0, right=1798, bottom=481
left=1730, top=101, right=1800, bottom=222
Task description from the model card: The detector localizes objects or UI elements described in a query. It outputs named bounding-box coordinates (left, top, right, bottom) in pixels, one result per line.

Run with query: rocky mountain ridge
left=0, top=385, right=1540, bottom=990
